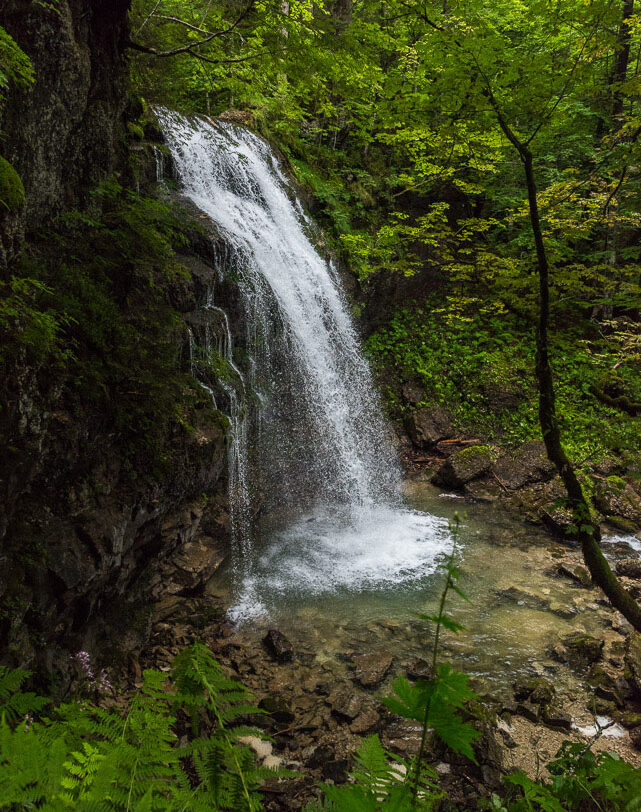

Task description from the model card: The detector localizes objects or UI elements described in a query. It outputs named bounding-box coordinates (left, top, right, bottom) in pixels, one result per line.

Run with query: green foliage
left=2, top=182, right=218, bottom=470
left=0, top=26, right=33, bottom=100
left=487, top=741, right=641, bottom=811
left=367, top=302, right=641, bottom=463
left=0, top=643, right=281, bottom=811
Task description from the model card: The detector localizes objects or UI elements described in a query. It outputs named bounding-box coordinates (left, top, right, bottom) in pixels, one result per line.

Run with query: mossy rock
left=127, top=122, right=145, bottom=141
left=432, top=444, right=495, bottom=489
left=563, top=633, right=604, bottom=668
left=513, top=676, right=555, bottom=705
left=0, top=156, right=26, bottom=214
left=625, top=633, right=641, bottom=697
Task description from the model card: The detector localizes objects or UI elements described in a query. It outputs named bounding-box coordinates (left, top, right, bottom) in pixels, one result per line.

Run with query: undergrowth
left=1, top=533, right=640, bottom=810
left=367, top=301, right=641, bottom=466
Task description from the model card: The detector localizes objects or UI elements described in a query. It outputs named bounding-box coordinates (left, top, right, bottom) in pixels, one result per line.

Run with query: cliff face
left=0, top=1, right=232, bottom=674
left=0, top=0, right=130, bottom=262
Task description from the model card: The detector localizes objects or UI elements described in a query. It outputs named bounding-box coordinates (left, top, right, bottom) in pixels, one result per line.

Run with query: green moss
left=0, top=156, right=25, bottom=214
left=126, top=122, right=145, bottom=141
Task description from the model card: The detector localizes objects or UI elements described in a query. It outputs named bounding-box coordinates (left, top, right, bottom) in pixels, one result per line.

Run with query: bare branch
left=127, top=1, right=255, bottom=58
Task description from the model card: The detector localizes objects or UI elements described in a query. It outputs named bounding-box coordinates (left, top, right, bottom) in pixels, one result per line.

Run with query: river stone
left=587, top=664, right=624, bottom=707
left=495, top=586, right=550, bottom=611
left=492, top=441, right=556, bottom=490
left=259, top=696, right=295, bottom=724
left=406, top=658, right=433, bottom=681
left=352, top=651, right=393, bottom=687
left=404, top=405, right=453, bottom=448
left=563, top=633, right=604, bottom=668
left=514, top=676, right=555, bottom=705
left=263, top=629, right=294, bottom=663
left=327, top=689, right=362, bottom=720
left=350, top=708, right=380, bottom=734
left=541, top=705, right=572, bottom=732
left=616, top=559, right=641, bottom=580
left=558, top=563, right=592, bottom=588
left=625, top=633, right=641, bottom=696
left=432, top=445, right=495, bottom=489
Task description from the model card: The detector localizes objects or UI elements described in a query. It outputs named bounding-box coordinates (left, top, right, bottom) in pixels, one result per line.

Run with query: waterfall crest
left=159, top=110, right=449, bottom=616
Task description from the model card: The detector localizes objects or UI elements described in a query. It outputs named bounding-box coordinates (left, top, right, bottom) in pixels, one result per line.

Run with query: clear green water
left=208, top=479, right=627, bottom=691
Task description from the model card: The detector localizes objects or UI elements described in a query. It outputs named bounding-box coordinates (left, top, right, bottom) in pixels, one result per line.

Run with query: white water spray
left=159, top=110, right=450, bottom=616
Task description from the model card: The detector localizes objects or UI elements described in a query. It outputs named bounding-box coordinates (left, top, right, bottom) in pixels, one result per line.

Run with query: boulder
left=541, top=706, right=573, bottom=732
left=404, top=405, right=453, bottom=449
left=492, top=441, right=556, bottom=490
left=593, top=477, right=641, bottom=526
left=432, top=445, right=495, bottom=489
left=263, top=629, right=294, bottom=663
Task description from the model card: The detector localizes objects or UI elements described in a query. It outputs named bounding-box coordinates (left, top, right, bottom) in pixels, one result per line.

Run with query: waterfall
left=159, top=110, right=449, bottom=616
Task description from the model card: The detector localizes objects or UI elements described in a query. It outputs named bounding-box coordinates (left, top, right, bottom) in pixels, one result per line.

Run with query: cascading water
left=159, top=110, right=450, bottom=617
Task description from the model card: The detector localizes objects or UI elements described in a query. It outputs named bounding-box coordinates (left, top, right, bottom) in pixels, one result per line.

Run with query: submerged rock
left=263, top=629, right=294, bottom=663
left=513, top=676, right=555, bottom=705
left=351, top=651, right=393, bottom=687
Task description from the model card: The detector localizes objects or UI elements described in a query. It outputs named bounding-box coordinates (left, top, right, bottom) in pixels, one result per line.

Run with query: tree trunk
left=520, top=149, right=641, bottom=631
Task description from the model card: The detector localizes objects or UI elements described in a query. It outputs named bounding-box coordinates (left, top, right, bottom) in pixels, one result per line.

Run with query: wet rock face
left=0, top=0, right=130, bottom=263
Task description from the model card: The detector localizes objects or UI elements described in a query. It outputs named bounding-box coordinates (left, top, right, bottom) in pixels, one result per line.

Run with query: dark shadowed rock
left=407, top=658, right=433, bottom=681
left=541, top=706, right=572, bottom=732
left=258, top=696, right=295, bottom=724
left=404, top=405, right=453, bottom=449
left=432, top=445, right=495, bottom=489
left=263, top=630, right=294, bottom=662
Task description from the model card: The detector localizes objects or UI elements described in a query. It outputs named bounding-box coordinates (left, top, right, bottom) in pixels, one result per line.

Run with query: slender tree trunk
left=597, top=0, right=634, bottom=136
left=612, top=0, right=634, bottom=120
left=519, top=149, right=641, bottom=631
